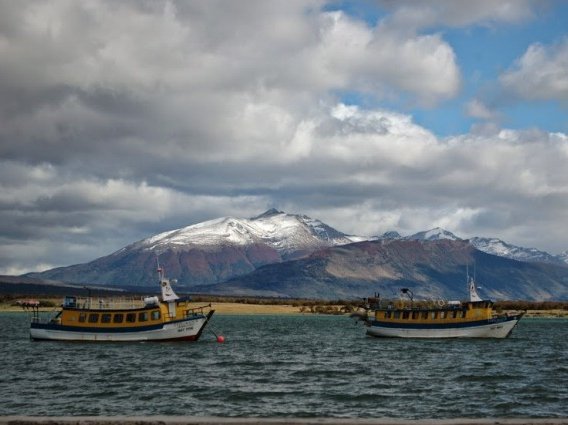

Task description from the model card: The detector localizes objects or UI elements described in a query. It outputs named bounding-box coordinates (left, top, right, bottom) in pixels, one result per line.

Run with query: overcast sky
left=1, top=0, right=568, bottom=274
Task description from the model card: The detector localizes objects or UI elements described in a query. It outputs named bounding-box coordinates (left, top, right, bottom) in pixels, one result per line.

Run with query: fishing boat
left=26, top=266, right=215, bottom=342
left=352, top=277, right=524, bottom=338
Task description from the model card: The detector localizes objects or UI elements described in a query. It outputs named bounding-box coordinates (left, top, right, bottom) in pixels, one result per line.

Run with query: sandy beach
left=0, top=300, right=304, bottom=315
left=189, top=302, right=303, bottom=315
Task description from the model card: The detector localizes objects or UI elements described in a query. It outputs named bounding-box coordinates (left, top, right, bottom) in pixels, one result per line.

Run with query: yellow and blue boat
left=27, top=266, right=215, bottom=342
left=353, top=277, right=524, bottom=338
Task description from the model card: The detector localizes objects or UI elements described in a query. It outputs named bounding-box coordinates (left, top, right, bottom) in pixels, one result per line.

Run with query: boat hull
left=366, top=315, right=522, bottom=339
left=30, top=311, right=214, bottom=342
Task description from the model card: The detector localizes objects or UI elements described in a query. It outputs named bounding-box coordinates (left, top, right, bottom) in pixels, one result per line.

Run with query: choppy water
left=0, top=312, right=567, bottom=418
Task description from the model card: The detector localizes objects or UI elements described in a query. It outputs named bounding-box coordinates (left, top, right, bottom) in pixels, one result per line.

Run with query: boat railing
left=161, top=304, right=212, bottom=321
left=63, top=296, right=146, bottom=310
left=183, top=304, right=212, bottom=319
left=367, top=298, right=464, bottom=311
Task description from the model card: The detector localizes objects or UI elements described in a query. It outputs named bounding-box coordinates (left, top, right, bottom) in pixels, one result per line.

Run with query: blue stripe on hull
left=31, top=314, right=206, bottom=334
left=370, top=316, right=518, bottom=330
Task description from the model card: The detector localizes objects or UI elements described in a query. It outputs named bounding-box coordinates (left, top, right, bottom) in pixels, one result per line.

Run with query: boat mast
left=156, top=259, right=179, bottom=302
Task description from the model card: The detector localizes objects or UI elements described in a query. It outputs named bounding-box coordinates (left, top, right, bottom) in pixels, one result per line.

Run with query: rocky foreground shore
left=2, top=417, right=568, bottom=425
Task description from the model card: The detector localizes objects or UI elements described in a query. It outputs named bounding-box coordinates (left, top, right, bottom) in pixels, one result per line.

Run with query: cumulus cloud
left=500, top=38, right=568, bottom=101
left=316, top=12, right=460, bottom=104
left=0, top=1, right=460, bottom=168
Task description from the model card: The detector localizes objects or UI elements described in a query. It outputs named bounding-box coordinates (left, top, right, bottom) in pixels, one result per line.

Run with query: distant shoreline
left=1, top=301, right=567, bottom=317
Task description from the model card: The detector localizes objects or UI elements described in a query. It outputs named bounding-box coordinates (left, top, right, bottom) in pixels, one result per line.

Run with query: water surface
left=0, top=313, right=566, bottom=418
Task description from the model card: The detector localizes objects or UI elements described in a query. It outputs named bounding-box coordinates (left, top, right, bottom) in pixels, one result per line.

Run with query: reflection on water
left=0, top=313, right=567, bottom=418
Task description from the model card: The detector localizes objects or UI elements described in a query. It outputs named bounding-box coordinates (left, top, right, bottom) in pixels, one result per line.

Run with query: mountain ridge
left=193, top=239, right=568, bottom=300
left=379, top=226, right=568, bottom=266
left=23, top=209, right=568, bottom=300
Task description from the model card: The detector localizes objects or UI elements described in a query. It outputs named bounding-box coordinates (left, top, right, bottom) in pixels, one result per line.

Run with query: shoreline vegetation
left=1, top=294, right=567, bottom=317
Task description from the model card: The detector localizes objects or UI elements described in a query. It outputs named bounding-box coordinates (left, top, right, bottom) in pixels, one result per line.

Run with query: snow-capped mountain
left=27, top=209, right=364, bottom=287
left=131, top=208, right=357, bottom=258
left=382, top=227, right=568, bottom=266
left=469, top=237, right=567, bottom=266
left=25, top=211, right=568, bottom=293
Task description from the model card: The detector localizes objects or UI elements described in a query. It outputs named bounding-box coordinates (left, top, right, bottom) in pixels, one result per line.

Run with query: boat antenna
left=156, top=257, right=164, bottom=281
left=467, top=268, right=483, bottom=303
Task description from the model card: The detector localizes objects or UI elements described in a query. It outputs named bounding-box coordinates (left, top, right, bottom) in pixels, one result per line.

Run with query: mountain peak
left=407, top=227, right=461, bottom=241
left=130, top=209, right=355, bottom=260
left=380, top=231, right=402, bottom=239
left=252, top=208, right=284, bottom=219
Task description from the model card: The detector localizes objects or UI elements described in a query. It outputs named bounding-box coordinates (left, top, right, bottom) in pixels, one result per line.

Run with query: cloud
left=0, top=0, right=567, bottom=274
left=381, top=0, right=537, bottom=29
left=0, top=160, right=270, bottom=273
left=500, top=38, right=568, bottom=101
left=465, top=99, right=498, bottom=120
left=2, top=102, right=568, bottom=273
left=0, top=0, right=462, bottom=181
left=316, top=12, right=460, bottom=105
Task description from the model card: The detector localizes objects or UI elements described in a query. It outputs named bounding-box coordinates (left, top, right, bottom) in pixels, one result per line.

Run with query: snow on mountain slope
left=406, top=227, right=462, bottom=241
left=130, top=208, right=567, bottom=268
left=131, top=209, right=357, bottom=256
left=470, top=237, right=566, bottom=265
left=391, top=228, right=567, bottom=266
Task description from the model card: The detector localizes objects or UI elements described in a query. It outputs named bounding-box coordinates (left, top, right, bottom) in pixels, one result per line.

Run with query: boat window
left=113, top=313, right=124, bottom=323
left=411, top=311, right=419, bottom=320
left=421, top=311, right=428, bottom=320
left=394, top=311, right=401, bottom=319
left=440, top=311, right=447, bottom=319
left=402, top=311, right=410, bottom=319
left=431, top=311, right=438, bottom=319
left=79, top=313, right=87, bottom=323
left=384, top=311, right=391, bottom=319
left=452, top=310, right=458, bottom=319
left=462, top=310, right=467, bottom=318
left=64, top=296, right=77, bottom=308
left=151, top=310, right=161, bottom=321
left=126, top=313, right=136, bottom=323
left=138, top=312, right=148, bottom=322
left=101, top=313, right=112, bottom=323
left=88, top=313, right=99, bottom=323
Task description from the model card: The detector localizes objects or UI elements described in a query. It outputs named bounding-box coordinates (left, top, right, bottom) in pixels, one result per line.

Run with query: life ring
left=437, top=300, right=446, bottom=307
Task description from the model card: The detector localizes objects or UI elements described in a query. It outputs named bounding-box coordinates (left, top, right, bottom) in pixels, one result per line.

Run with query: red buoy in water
left=216, top=335, right=225, bottom=343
